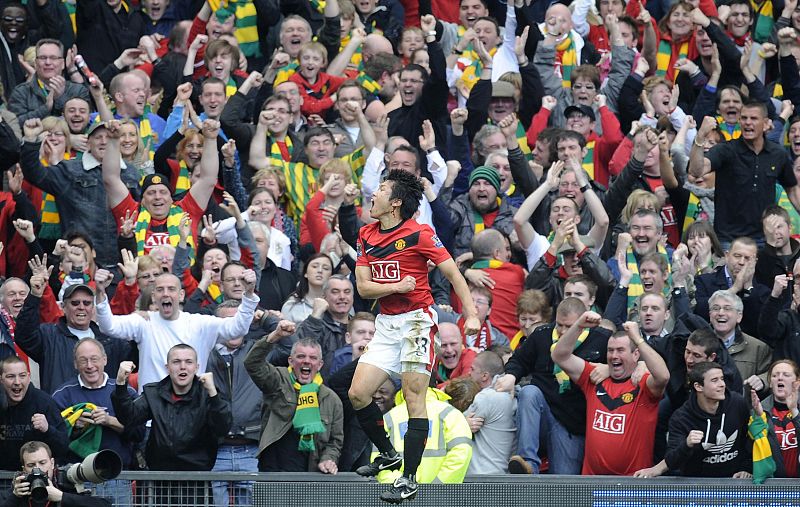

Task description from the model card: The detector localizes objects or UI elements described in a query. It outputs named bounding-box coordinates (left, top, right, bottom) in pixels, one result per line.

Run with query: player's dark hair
left=385, top=169, right=423, bottom=220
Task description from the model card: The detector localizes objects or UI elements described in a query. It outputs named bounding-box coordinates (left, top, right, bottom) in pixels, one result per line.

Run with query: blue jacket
left=19, top=142, right=140, bottom=267
left=14, top=294, right=133, bottom=394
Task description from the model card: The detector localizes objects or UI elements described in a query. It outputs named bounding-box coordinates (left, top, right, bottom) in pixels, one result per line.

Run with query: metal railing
left=0, top=472, right=798, bottom=507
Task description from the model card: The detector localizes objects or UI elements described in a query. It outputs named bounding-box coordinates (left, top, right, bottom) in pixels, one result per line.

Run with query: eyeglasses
left=68, top=300, right=93, bottom=307
left=76, top=356, right=103, bottom=366
left=2, top=16, right=25, bottom=23
left=36, top=56, right=64, bottom=62
left=137, top=272, right=158, bottom=280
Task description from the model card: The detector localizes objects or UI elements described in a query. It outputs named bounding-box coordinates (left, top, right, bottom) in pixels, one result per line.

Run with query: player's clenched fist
left=396, top=275, right=416, bottom=293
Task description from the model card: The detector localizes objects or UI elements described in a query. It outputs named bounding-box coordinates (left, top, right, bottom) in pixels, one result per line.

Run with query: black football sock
left=402, top=418, right=429, bottom=480
left=356, top=402, right=395, bottom=455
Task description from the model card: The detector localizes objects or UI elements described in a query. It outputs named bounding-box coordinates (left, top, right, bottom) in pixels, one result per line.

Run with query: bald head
left=545, top=3, right=573, bottom=36
left=363, top=33, right=393, bottom=59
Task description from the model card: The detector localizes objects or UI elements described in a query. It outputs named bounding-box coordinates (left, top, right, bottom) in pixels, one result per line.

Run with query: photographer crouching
left=1, top=442, right=111, bottom=507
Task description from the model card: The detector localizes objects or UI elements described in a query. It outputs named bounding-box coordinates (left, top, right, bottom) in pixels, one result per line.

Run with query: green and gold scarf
left=290, top=366, right=326, bottom=452
left=625, top=245, right=671, bottom=309
left=134, top=204, right=195, bottom=264
left=551, top=326, right=589, bottom=393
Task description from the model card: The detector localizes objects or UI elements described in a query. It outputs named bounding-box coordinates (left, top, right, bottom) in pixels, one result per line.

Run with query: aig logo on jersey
left=371, top=260, right=401, bottom=282
left=592, top=410, right=626, bottom=434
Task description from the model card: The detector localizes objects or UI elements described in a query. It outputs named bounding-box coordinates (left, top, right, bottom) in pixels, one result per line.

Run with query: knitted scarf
left=555, top=35, right=577, bottom=88
left=682, top=192, right=707, bottom=232
left=134, top=205, right=195, bottom=264
left=356, top=71, right=381, bottom=96
left=225, top=77, right=238, bottom=98
left=582, top=140, right=595, bottom=180
left=275, top=60, right=299, bottom=86
left=207, top=0, right=262, bottom=57
left=510, top=330, right=525, bottom=350
left=472, top=197, right=501, bottom=234
left=751, top=0, right=774, bottom=43
left=471, top=259, right=503, bottom=269
left=727, top=31, right=752, bottom=47
left=656, top=39, right=688, bottom=83
left=551, top=326, right=589, bottom=393
left=748, top=411, right=776, bottom=484
left=289, top=367, right=325, bottom=452
left=39, top=153, right=70, bottom=240
left=309, top=0, right=325, bottom=13
left=176, top=160, right=191, bottom=194
left=625, top=245, right=671, bottom=309
left=716, top=116, right=741, bottom=140
left=270, top=135, right=293, bottom=163
left=340, top=33, right=364, bottom=71
left=66, top=1, right=76, bottom=34
left=458, top=46, right=498, bottom=96
left=62, top=402, right=102, bottom=458
left=515, top=121, right=533, bottom=160
left=207, top=283, right=224, bottom=304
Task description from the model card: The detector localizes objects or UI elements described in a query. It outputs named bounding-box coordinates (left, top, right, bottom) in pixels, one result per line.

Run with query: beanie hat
left=469, top=166, right=501, bottom=193
left=141, top=174, right=171, bottom=194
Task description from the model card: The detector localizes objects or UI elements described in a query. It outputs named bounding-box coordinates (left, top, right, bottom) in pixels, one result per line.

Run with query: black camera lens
left=26, top=467, right=48, bottom=502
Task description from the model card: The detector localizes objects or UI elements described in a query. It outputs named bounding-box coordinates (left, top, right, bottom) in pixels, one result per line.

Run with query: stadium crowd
left=1, top=0, right=800, bottom=501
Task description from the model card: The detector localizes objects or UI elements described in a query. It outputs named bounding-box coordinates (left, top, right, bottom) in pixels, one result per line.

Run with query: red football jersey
left=356, top=219, right=451, bottom=315
left=577, top=362, right=661, bottom=475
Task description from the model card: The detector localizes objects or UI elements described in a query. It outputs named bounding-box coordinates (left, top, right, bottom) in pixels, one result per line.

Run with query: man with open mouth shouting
left=93, top=262, right=260, bottom=393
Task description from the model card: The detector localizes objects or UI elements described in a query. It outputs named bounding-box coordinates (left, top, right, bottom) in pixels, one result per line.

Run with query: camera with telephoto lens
left=24, top=467, right=49, bottom=502
left=57, top=450, right=123, bottom=493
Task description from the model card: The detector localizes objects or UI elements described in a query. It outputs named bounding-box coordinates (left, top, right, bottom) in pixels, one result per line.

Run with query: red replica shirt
left=771, top=404, right=799, bottom=477
left=112, top=193, right=205, bottom=254
left=356, top=219, right=450, bottom=315
left=577, top=363, right=661, bottom=475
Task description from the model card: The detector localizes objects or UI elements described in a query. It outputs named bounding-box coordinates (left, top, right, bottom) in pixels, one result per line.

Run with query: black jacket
left=325, top=359, right=371, bottom=472
left=0, top=386, right=69, bottom=470
left=526, top=250, right=616, bottom=310
left=111, top=377, right=232, bottom=471
left=665, top=390, right=752, bottom=477
left=75, top=0, right=147, bottom=71
left=14, top=294, right=133, bottom=394
left=258, top=259, right=298, bottom=311
left=759, top=295, right=800, bottom=366
left=387, top=41, right=448, bottom=154
left=504, top=323, right=611, bottom=435
left=694, top=266, right=770, bottom=338
left=755, top=238, right=800, bottom=307
left=0, top=488, right=111, bottom=507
